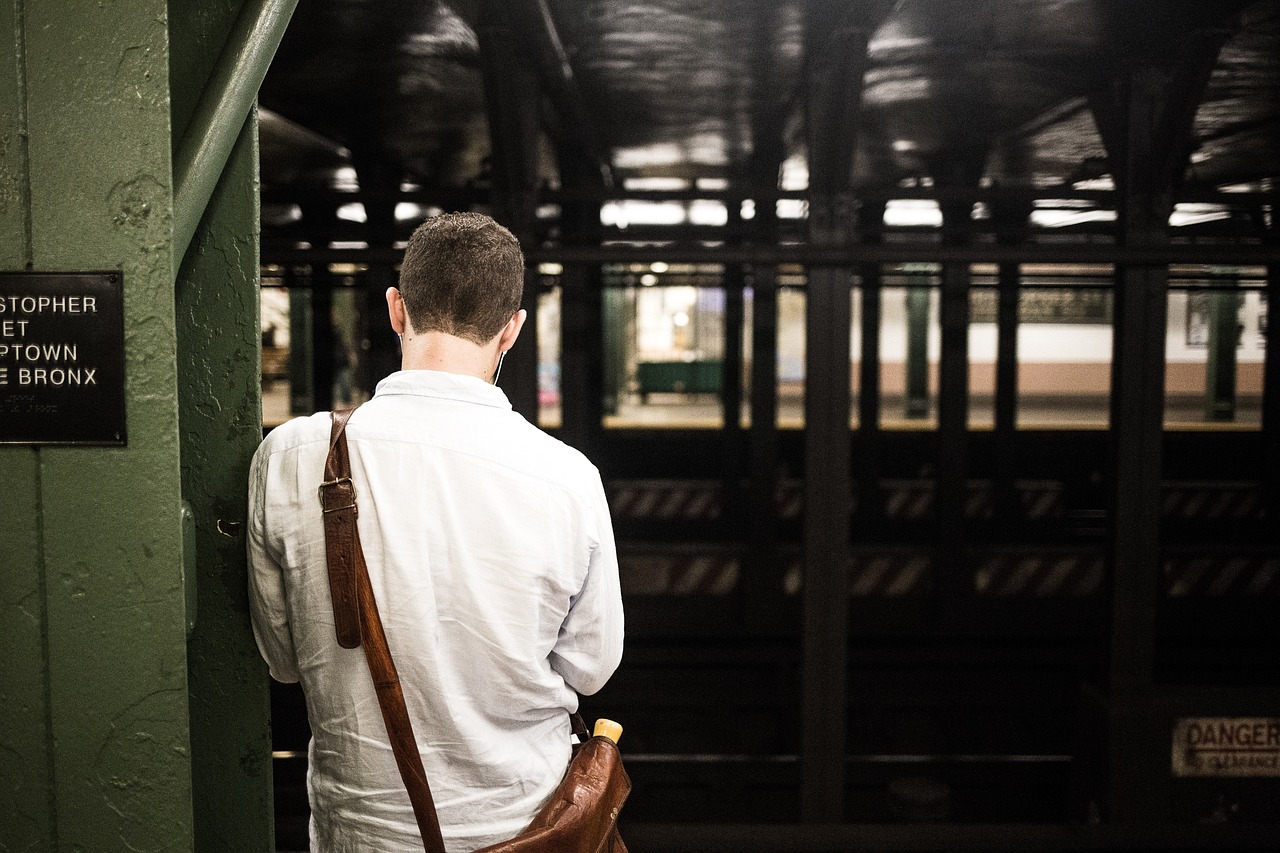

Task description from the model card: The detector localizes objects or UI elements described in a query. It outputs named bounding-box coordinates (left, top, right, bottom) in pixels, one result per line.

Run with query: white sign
left=1172, top=717, right=1280, bottom=777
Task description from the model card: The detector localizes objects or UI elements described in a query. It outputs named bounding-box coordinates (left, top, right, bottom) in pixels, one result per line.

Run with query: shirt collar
left=373, top=369, right=513, bottom=410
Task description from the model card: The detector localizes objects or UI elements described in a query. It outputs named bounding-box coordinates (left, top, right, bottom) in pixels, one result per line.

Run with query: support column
left=1090, top=36, right=1225, bottom=816
left=740, top=0, right=789, bottom=626
left=904, top=276, right=931, bottom=419
left=288, top=284, right=314, bottom=414
left=353, top=156, right=402, bottom=391
left=742, top=261, right=782, bottom=626
left=855, top=202, right=885, bottom=525
left=479, top=0, right=541, bottom=420
left=801, top=205, right=854, bottom=823
left=557, top=159, right=606, bottom=453
left=1101, top=74, right=1175, bottom=695
left=1264, top=192, right=1280, bottom=519
left=171, top=5, right=276, bottom=848
left=994, top=199, right=1031, bottom=522
left=1204, top=280, right=1238, bottom=422
left=301, top=201, right=337, bottom=412
left=603, top=284, right=627, bottom=418
left=0, top=4, right=194, bottom=850
left=936, top=192, right=979, bottom=614
left=800, top=6, right=870, bottom=821
left=721, top=201, right=748, bottom=537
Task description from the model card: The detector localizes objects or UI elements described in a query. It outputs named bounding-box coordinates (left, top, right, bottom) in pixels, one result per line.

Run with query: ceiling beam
left=495, top=0, right=613, bottom=188
left=261, top=240, right=1280, bottom=268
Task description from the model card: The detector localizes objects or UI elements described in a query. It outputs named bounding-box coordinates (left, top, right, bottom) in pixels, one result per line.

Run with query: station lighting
left=336, top=202, right=367, bottom=223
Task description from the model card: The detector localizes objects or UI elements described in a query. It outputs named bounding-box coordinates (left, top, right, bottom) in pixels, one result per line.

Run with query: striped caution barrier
left=604, top=479, right=815, bottom=521
left=776, top=481, right=804, bottom=519
left=1162, top=482, right=1265, bottom=522
left=608, top=479, right=1267, bottom=525
left=620, top=551, right=739, bottom=596
left=1164, top=554, right=1280, bottom=597
left=624, top=550, right=935, bottom=598
left=973, top=552, right=1105, bottom=597
left=607, top=479, right=1065, bottom=522
left=779, top=553, right=934, bottom=598
left=881, top=480, right=1063, bottom=521
left=608, top=480, right=722, bottom=520
left=847, top=552, right=931, bottom=597
left=620, top=548, right=1280, bottom=598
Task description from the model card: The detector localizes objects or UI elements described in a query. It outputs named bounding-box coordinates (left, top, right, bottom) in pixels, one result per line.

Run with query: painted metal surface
left=0, top=1, right=193, bottom=850
left=170, top=2, right=276, bottom=850
left=0, top=1, right=283, bottom=849
left=172, top=0, right=298, bottom=263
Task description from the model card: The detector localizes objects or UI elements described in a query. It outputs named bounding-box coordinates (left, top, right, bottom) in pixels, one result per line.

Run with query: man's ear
left=386, top=287, right=407, bottom=335
left=498, top=308, right=528, bottom=352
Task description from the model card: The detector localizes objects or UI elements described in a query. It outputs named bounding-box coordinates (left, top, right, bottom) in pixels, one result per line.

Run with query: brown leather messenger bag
left=319, top=408, right=630, bottom=853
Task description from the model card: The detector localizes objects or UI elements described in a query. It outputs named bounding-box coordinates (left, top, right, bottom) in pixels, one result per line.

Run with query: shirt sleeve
left=246, top=441, right=301, bottom=684
left=549, top=473, right=624, bottom=696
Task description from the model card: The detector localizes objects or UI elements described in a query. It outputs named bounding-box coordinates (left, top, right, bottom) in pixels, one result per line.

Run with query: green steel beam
left=905, top=283, right=931, bottom=419
left=170, top=2, right=276, bottom=850
left=1204, top=287, right=1239, bottom=422
left=172, top=0, right=298, bottom=265
left=0, top=2, right=191, bottom=850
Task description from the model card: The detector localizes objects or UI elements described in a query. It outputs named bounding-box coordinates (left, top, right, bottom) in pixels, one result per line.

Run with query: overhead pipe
left=172, top=0, right=299, bottom=267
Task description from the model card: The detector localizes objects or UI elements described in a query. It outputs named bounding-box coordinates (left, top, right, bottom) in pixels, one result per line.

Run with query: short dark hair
left=397, top=212, right=525, bottom=344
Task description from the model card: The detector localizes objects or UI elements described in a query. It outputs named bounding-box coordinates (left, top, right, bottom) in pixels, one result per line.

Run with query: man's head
left=396, top=212, right=525, bottom=345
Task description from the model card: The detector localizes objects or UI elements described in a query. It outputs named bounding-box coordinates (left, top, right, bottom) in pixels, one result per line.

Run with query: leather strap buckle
left=319, top=477, right=357, bottom=515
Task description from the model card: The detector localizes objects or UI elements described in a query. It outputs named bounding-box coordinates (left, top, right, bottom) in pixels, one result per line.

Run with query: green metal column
left=0, top=2, right=192, bottom=851
left=1204, top=281, right=1239, bottom=422
left=170, top=2, right=276, bottom=851
left=603, top=284, right=627, bottom=416
left=905, top=274, right=931, bottom=419
left=289, top=287, right=315, bottom=414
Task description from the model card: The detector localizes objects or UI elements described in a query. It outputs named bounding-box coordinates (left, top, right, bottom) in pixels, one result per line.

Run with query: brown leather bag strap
left=321, top=408, right=361, bottom=648
left=322, top=408, right=447, bottom=853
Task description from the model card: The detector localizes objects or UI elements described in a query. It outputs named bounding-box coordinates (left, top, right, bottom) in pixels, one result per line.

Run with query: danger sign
left=1172, top=717, right=1280, bottom=778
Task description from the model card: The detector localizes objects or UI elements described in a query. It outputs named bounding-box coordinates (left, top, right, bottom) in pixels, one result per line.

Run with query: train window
left=1164, top=269, right=1266, bottom=429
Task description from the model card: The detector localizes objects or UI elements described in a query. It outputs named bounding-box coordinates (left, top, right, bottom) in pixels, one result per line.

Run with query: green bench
left=636, top=360, right=722, bottom=401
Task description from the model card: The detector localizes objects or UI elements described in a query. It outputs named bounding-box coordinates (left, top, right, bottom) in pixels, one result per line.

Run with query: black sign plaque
left=0, top=271, right=126, bottom=445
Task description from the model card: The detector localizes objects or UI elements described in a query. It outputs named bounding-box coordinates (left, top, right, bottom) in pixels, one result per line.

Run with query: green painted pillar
left=289, top=287, right=315, bottom=415
left=603, top=284, right=626, bottom=416
left=170, top=3, right=275, bottom=852
left=905, top=274, right=931, bottom=419
left=1, top=2, right=276, bottom=851
left=0, top=2, right=192, bottom=851
left=1204, top=283, right=1238, bottom=422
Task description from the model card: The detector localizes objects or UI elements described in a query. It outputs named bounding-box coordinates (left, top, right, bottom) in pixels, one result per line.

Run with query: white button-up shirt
left=248, top=370, right=624, bottom=853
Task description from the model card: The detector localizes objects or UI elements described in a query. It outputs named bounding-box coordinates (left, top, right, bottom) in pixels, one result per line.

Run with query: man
left=248, top=212, right=624, bottom=852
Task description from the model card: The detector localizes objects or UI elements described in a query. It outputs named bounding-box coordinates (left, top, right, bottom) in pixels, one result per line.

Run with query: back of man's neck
left=400, top=330, right=496, bottom=382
